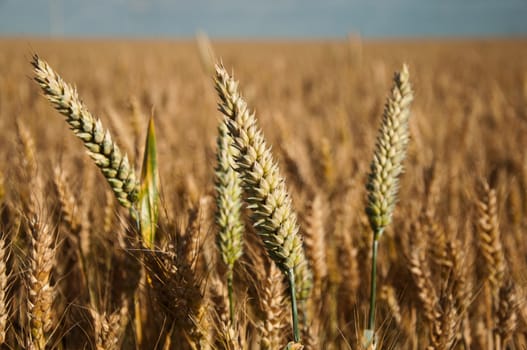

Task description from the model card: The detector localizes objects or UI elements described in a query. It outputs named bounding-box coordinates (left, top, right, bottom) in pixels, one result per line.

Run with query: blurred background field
left=0, top=37, right=527, bottom=348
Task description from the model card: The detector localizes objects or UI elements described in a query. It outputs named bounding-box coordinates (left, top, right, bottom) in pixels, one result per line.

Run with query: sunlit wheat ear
left=214, top=64, right=305, bottom=274
left=214, top=63, right=311, bottom=342
left=31, top=55, right=138, bottom=208
left=215, top=118, right=244, bottom=322
left=366, top=64, right=414, bottom=238
left=215, top=119, right=244, bottom=270
left=364, top=64, right=413, bottom=344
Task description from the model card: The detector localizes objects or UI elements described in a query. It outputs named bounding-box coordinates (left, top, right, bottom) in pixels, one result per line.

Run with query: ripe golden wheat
left=0, top=39, right=524, bottom=349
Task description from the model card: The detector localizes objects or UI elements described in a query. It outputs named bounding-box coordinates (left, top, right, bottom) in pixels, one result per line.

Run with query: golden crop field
left=0, top=38, right=527, bottom=349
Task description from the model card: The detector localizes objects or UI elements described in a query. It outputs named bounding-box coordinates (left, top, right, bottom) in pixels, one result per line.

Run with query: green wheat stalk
left=214, top=63, right=311, bottom=343
left=364, top=64, right=414, bottom=346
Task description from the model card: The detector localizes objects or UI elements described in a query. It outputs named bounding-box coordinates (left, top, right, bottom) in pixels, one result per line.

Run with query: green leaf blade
left=138, top=115, right=159, bottom=249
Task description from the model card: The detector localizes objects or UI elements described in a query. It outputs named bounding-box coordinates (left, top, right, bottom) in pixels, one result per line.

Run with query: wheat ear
left=364, top=64, right=413, bottom=343
left=408, top=248, right=439, bottom=325
left=214, top=64, right=310, bottom=342
left=380, top=285, right=402, bottom=327
left=52, top=167, right=82, bottom=235
left=259, top=262, right=288, bottom=350
left=27, top=215, right=56, bottom=350
left=91, top=298, right=129, bottom=350
left=476, top=181, right=506, bottom=299
left=428, top=295, right=459, bottom=350
left=366, top=64, right=413, bottom=237
left=302, top=194, right=328, bottom=298
left=31, top=55, right=138, bottom=208
left=215, top=119, right=244, bottom=323
left=496, top=279, right=518, bottom=348
left=0, top=236, right=10, bottom=344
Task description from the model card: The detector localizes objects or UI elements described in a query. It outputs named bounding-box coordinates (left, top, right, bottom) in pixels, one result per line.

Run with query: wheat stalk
left=214, top=63, right=311, bottom=342
left=31, top=55, right=138, bottom=209
left=208, top=275, right=245, bottom=350
left=364, top=64, right=413, bottom=343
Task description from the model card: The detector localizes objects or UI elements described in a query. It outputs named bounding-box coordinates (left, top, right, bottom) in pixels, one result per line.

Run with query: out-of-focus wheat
left=0, top=236, right=9, bottom=344
left=27, top=215, right=56, bottom=350
left=91, top=299, right=129, bottom=350
left=0, top=39, right=522, bottom=350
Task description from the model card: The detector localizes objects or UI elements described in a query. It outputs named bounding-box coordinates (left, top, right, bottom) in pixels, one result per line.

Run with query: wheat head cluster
left=0, top=39, right=526, bottom=349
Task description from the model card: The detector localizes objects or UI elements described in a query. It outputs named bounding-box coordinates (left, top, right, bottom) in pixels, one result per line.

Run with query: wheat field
left=0, top=38, right=527, bottom=349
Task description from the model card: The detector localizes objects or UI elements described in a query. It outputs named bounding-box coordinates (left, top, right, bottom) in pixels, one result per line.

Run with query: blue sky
left=1, top=0, right=526, bottom=38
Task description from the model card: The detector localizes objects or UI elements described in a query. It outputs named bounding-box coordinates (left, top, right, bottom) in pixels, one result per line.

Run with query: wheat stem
left=288, top=268, right=300, bottom=343
left=364, top=64, right=413, bottom=342
left=227, top=269, right=234, bottom=324
left=367, top=237, right=380, bottom=332
left=214, top=63, right=310, bottom=343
